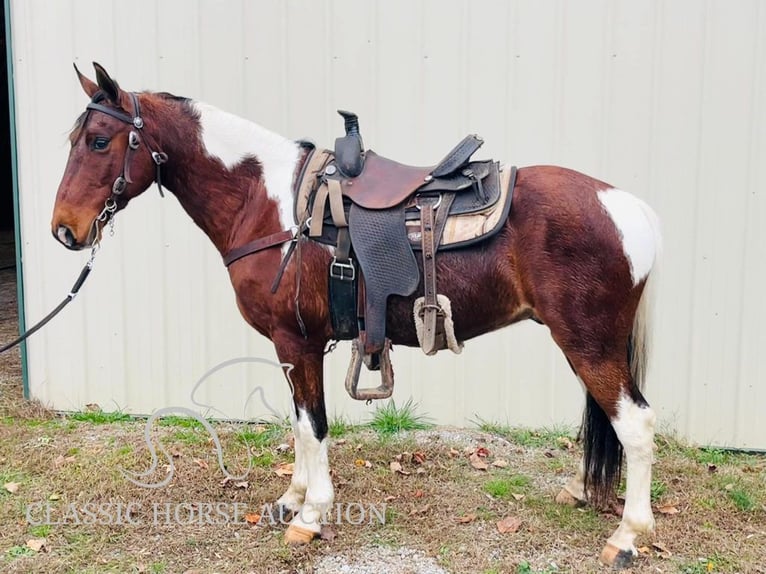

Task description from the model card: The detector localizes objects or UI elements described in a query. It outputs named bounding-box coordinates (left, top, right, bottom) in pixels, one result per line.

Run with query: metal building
left=5, top=1, right=765, bottom=448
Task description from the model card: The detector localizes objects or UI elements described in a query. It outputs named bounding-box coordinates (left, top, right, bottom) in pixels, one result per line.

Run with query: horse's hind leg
left=573, top=358, right=656, bottom=568
left=540, top=283, right=656, bottom=566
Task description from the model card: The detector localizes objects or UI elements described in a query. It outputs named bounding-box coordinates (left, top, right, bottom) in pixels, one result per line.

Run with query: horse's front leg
left=274, top=340, right=333, bottom=543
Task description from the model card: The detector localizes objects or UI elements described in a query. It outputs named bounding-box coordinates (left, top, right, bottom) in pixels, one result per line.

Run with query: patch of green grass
left=149, top=562, right=167, bottom=574
left=157, top=415, right=205, bottom=429
left=727, top=486, right=756, bottom=512
left=516, top=562, right=558, bottom=574
left=236, top=424, right=285, bottom=448
left=28, top=524, right=51, bottom=538
left=69, top=410, right=132, bottom=424
left=650, top=479, right=667, bottom=502
left=484, top=475, right=531, bottom=498
left=368, top=399, right=432, bottom=435
left=5, top=545, right=33, bottom=559
left=678, top=553, right=740, bottom=574
left=171, top=429, right=208, bottom=445
left=250, top=451, right=275, bottom=468
left=329, top=416, right=354, bottom=438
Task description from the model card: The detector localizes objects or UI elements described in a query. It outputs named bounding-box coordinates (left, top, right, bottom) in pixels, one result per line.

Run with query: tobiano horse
left=51, top=63, right=661, bottom=568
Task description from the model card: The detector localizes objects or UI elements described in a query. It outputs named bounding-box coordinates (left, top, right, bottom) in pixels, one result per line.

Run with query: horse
left=51, top=63, right=661, bottom=569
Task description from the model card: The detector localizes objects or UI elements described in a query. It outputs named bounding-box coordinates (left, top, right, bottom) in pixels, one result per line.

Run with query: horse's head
left=52, top=63, right=165, bottom=249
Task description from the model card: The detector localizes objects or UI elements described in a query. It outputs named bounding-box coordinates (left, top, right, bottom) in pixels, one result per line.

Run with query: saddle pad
left=406, top=164, right=516, bottom=250
left=349, top=203, right=420, bottom=353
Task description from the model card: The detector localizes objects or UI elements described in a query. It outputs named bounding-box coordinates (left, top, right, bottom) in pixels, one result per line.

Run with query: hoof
left=555, top=488, right=586, bottom=508
left=284, top=524, right=318, bottom=545
left=599, top=543, right=635, bottom=569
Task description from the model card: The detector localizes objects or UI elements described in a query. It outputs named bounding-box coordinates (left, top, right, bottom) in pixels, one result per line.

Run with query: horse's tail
left=582, top=199, right=661, bottom=507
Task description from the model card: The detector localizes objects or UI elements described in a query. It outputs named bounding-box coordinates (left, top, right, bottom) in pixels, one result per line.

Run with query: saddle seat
left=340, top=152, right=434, bottom=210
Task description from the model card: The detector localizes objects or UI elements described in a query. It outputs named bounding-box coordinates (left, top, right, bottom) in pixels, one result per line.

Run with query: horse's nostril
left=56, top=225, right=76, bottom=247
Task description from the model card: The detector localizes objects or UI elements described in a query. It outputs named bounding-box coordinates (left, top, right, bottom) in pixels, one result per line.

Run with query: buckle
left=330, top=257, right=355, bottom=281
left=415, top=193, right=442, bottom=210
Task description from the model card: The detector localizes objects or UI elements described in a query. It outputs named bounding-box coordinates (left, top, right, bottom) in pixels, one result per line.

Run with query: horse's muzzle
left=53, top=224, right=86, bottom=251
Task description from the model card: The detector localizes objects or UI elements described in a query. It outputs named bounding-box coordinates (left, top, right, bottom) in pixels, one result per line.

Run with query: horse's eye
left=91, top=136, right=110, bottom=151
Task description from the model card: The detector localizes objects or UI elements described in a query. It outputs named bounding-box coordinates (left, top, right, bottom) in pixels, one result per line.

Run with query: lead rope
left=0, top=199, right=115, bottom=355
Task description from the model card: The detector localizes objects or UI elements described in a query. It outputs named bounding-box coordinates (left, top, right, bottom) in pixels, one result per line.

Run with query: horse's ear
left=93, top=62, right=121, bottom=103
left=74, top=63, right=99, bottom=98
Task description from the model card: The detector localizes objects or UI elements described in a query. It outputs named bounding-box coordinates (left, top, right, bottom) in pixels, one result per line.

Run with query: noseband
left=85, top=91, right=169, bottom=208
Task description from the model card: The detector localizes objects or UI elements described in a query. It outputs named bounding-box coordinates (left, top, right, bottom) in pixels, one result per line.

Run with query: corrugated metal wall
left=10, top=0, right=766, bottom=448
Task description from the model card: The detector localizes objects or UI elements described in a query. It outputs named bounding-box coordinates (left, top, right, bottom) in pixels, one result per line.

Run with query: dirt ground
left=1, top=237, right=765, bottom=574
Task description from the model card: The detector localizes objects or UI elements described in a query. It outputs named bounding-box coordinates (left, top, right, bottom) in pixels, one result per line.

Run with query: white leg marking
left=289, top=408, right=334, bottom=533
left=608, top=394, right=656, bottom=553
left=192, top=102, right=300, bottom=235
left=597, top=188, right=661, bottom=285
left=277, top=411, right=306, bottom=512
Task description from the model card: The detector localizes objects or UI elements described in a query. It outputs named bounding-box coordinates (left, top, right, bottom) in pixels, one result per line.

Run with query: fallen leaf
left=413, top=489, right=424, bottom=498
left=637, top=546, right=651, bottom=555
left=320, top=525, right=337, bottom=542
left=496, top=515, right=522, bottom=534
left=409, top=504, right=431, bottom=516
left=544, top=450, right=555, bottom=458
left=3, top=482, right=19, bottom=494
left=48, top=493, right=60, bottom=501
left=707, top=464, right=717, bottom=474
left=448, top=448, right=460, bottom=458
left=275, top=442, right=292, bottom=453
left=234, top=481, right=248, bottom=489
left=657, top=504, right=679, bottom=515
left=275, top=462, right=294, bottom=477
left=724, top=482, right=735, bottom=491
left=455, top=513, right=476, bottom=524
left=557, top=436, right=574, bottom=450
left=651, top=541, right=672, bottom=558
left=412, top=451, right=426, bottom=465
left=53, top=455, right=76, bottom=468
left=491, top=459, right=509, bottom=468
left=193, top=458, right=209, bottom=470
left=390, top=461, right=410, bottom=475
left=384, top=495, right=397, bottom=502
left=244, top=513, right=261, bottom=525
left=26, top=538, right=47, bottom=552
left=469, top=453, right=488, bottom=471
left=475, top=446, right=490, bottom=458
left=85, top=403, right=101, bottom=412
left=511, top=493, right=525, bottom=501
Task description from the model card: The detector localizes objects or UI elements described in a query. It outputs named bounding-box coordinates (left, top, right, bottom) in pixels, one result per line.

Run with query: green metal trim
left=4, top=0, right=28, bottom=397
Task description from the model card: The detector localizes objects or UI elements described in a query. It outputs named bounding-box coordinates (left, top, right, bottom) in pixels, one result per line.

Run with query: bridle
left=0, top=93, right=171, bottom=355
left=84, top=90, right=169, bottom=235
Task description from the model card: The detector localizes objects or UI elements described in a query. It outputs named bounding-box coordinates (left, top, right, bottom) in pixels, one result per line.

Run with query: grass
left=0, top=389, right=764, bottom=574
left=368, top=399, right=432, bottom=435
left=484, top=475, right=532, bottom=498
left=329, top=415, right=355, bottom=438
left=68, top=410, right=133, bottom=424
left=473, top=417, right=575, bottom=449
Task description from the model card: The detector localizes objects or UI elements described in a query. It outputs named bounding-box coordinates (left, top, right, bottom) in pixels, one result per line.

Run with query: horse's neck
left=152, top=97, right=301, bottom=255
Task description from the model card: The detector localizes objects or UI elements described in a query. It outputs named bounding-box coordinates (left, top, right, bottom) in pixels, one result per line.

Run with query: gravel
left=314, top=545, right=450, bottom=574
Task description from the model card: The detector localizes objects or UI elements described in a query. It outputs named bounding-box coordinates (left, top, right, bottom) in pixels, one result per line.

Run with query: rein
left=0, top=212, right=110, bottom=354
left=0, top=92, right=168, bottom=355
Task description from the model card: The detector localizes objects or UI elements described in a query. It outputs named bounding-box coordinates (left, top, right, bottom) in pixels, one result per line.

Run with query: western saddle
left=295, top=111, right=516, bottom=400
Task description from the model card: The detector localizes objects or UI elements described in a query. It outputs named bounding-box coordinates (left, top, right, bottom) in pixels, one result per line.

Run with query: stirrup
left=345, top=338, right=394, bottom=400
